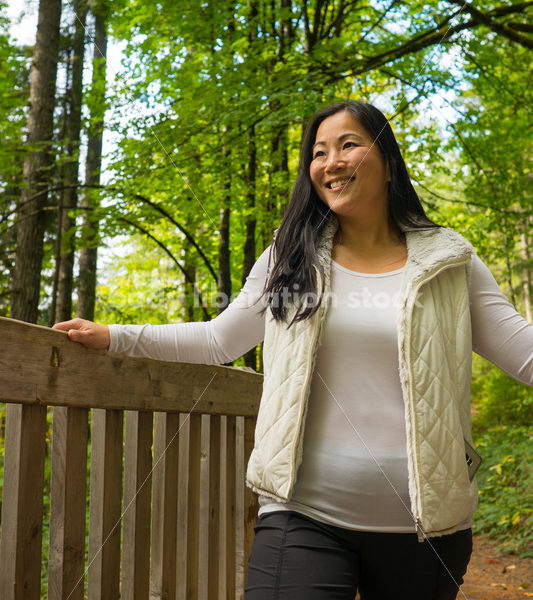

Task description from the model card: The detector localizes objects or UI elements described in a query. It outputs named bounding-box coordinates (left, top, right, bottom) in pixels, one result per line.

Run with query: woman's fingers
left=52, top=318, right=110, bottom=350
left=53, top=318, right=85, bottom=332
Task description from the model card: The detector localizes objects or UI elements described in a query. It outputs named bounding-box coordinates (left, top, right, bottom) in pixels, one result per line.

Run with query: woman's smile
left=325, top=175, right=356, bottom=191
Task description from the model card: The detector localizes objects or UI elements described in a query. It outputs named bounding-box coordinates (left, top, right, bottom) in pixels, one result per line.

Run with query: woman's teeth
left=327, top=177, right=353, bottom=189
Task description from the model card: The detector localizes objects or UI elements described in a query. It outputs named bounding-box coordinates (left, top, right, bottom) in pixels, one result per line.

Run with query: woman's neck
left=332, top=217, right=407, bottom=273
left=335, top=216, right=403, bottom=254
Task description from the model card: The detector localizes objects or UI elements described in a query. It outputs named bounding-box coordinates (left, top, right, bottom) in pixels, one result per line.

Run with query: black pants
left=245, top=511, right=472, bottom=600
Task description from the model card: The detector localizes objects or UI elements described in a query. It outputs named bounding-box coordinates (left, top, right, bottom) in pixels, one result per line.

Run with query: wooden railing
left=0, top=317, right=263, bottom=600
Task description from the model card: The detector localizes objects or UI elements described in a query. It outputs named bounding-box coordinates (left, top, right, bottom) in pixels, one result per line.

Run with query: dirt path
left=459, top=535, right=532, bottom=599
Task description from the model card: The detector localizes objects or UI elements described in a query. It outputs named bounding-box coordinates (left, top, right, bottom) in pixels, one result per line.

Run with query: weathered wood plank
left=48, top=407, right=89, bottom=600
left=243, top=417, right=259, bottom=590
left=122, top=410, right=153, bottom=600
left=0, top=404, right=47, bottom=600
left=186, top=414, right=202, bottom=599
left=208, top=416, right=221, bottom=599
left=87, top=409, right=123, bottom=600
left=150, top=412, right=180, bottom=600
left=235, top=417, right=245, bottom=598
left=176, top=414, right=190, bottom=600
left=0, top=317, right=262, bottom=416
left=225, top=416, right=237, bottom=600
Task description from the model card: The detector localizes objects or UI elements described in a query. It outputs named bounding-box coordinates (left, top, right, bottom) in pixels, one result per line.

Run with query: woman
left=55, top=101, right=533, bottom=599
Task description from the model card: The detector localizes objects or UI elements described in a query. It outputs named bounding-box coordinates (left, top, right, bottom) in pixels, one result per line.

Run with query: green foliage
left=94, top=236, right=190, bottom=324
left=471, top=356, right=533, bottom=556
left=472, top=426, right=532, bottom=557
left=0, top=3, right=30, bottom=316
left=472, top=358, right=533, bottom=434
left=444, top=35, right=532, bottom=299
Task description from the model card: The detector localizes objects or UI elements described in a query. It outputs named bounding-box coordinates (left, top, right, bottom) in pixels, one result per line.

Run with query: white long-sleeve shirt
left=108, top=248, right=533, bottom=532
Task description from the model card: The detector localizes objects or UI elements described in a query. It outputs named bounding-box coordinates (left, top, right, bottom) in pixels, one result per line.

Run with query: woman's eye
left=343, top=141, right=358, bottom=149
left=313, top=151, right=325, bottom=159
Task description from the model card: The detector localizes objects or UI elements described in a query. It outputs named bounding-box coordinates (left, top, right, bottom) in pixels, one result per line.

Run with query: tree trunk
left=521, top=217, right=532, bottom=323
left=503, top=233, right=517, bottom=308
left=242, top=2, right=259, bottom=372
left=78, top=7, right=108, bottom=321
left=182, top=255, right=196, bottom=323
left=11, top=0, right=62, bottom=323
left=242, top=127, right=257, bottom=370
left=218, top=183, right=231, bottom=314
left=0, top=186, right=19, bottom=315
left=55, top=0, right=88, bottom=322
left=49, top=47, right=72, bottom=326
left=279, top=0, right=293, bottom=60
left=242, top=128, right=257, bottom=286
left=265, top=124, right=289, bottom=247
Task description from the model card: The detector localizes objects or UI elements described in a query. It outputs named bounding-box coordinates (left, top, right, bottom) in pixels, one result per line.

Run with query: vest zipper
left=416, top=519, right=425, bottom=542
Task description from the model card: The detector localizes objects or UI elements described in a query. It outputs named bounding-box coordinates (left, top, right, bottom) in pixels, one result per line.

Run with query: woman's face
left=309, top=111, right=390, bottom=223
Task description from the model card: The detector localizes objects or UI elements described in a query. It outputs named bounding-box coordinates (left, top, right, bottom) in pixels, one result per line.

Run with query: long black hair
left=263, top=100, right=439, bottom=325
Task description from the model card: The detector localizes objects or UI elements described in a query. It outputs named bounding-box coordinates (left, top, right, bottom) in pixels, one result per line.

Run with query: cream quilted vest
left=246, top=216, right=479, bottom=538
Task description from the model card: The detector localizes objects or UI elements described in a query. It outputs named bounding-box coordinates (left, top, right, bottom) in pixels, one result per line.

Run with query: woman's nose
left=325, top=151, right=345, bottom=171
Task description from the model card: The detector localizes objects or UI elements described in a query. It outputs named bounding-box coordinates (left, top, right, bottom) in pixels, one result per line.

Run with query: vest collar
left=316, top=215, right=474, bottom=292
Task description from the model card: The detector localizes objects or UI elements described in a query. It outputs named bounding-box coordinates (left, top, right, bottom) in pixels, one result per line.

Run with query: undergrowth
left=471, top=357, right=533, bottom=557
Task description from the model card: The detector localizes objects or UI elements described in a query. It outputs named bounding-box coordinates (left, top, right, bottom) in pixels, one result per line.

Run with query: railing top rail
left=0, top=317, right=262, bottom=416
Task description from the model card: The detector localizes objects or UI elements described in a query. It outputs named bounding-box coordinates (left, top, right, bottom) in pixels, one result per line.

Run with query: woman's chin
left=324, top=201, right=358, bottom=218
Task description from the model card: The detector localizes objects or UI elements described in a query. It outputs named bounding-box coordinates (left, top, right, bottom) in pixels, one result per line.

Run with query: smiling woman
left=263, top=101, right=437, bottom=324
left=309, top=111, right=408, bottom=274
left=310, top=111, right=390, bottom=222
left=54, top=100, right=533, bottom=600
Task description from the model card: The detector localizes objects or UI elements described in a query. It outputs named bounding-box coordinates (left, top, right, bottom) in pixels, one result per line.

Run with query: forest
left=0, top=0, right=532, bottom=566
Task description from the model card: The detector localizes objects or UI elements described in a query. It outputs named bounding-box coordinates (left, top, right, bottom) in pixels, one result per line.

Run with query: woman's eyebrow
left=312, top=132, right=365, bottom=150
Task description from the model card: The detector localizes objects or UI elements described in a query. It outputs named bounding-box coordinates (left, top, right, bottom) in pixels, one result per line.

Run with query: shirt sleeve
left=468, top=255, right=533, bottom=386
left=108, top=245, right=271, bottom=364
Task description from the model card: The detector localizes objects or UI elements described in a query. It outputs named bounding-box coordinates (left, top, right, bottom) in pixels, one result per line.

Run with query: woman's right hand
left=53, top=318, right=110, bottom=350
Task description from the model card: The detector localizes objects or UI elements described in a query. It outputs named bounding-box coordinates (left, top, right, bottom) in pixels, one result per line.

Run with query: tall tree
left=11, top=0, right=62, bottom=323
left=55, top=0, right=89, bottom=322
left=217, top=146, right=232, bottom=314
left=520, top=220, right=532, bottom=323
left=78, top=2, right=108, bottom=320
left=49, top=43, right=73, bottom=325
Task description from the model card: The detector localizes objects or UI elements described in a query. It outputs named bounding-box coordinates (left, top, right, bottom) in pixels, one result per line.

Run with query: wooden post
left=186, top=414, right=202, bottom=599
left=122, top=410, right=153, bottom=600
left=87, top=409, right=123, bottom=600
left=0, top=404, right=47, bottom=600
left=48, top=407, right=89, bottom=600
left=243, top=416, right=258, bottom=589
left=235, top=417, right=245, bottom=598
left=225, top=416, right=237, bottom=600
left=150, top=412, right=180, bottom=600
left=208, top=416, right=221, bottom=598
